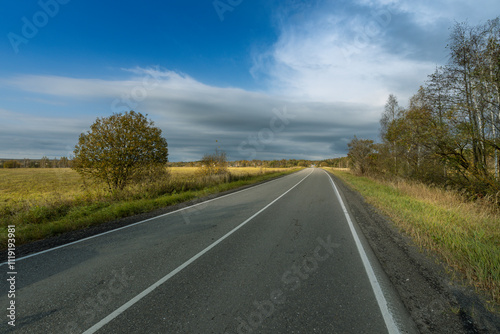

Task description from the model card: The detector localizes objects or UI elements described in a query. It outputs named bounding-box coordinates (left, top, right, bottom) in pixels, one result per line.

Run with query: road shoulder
left=326, top=170, right=500, bottom=334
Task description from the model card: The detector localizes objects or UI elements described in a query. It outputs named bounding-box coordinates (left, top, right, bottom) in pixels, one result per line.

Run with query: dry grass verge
left=0, top=167, right=298, bottom=248
left=324, top=168, right=500, bottom=308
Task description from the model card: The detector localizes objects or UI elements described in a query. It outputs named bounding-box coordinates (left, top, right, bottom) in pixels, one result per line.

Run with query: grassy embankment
left=324, top=167, right=500, bottom=307
left=0, top=167, right=301, bottom=249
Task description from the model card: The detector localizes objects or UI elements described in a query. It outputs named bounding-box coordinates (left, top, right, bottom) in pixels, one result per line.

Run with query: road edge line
left=324, top=170, right=401, bottom=334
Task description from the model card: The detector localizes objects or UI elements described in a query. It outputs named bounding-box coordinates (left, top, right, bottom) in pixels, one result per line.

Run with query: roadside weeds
left=0, top=168, right=302, bottom=250
left=324, top=168, right=500, bottom=308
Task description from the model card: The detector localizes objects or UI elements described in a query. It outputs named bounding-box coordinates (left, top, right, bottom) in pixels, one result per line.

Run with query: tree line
left=169, top=159, right=317, bottom=168
left=1, top=156, right=72, bottom=168
left=348, top=18, right=500, bottom=198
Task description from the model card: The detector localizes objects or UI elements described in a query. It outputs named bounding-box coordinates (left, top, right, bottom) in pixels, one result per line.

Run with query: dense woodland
left=347, top=18, right=500, bottom=198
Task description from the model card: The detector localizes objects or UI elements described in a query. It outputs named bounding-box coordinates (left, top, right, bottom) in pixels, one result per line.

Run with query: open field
left=0, top=167, right=297, bottom=248
left=324, top=167, right=500, bottom=306
left=0, top=167, right=290, bottom=206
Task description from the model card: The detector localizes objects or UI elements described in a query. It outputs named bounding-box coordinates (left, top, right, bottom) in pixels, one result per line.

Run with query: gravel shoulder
left=328, top=170, right=500, bottom=334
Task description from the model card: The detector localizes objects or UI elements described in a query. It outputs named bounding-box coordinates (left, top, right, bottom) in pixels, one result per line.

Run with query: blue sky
left=1, top=0, right=499, bottom=161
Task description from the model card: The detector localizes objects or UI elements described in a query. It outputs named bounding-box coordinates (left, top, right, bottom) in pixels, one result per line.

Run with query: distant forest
left=0, top=157, right=347, bottom=169
left=0, top=157, right=72, bottom=168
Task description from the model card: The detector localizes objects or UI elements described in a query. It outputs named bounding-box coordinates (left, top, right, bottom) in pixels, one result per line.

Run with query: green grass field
left=324, top=168, right=500, bottom=307
left=0, top=167, right=297, bottom=248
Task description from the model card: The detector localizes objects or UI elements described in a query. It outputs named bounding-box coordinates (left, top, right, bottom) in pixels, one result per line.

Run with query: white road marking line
left=82, top=168, right=314, bottom=334
left=0, top=169, right=306, bottom=266
left=324, top=170, right=401, bottom=334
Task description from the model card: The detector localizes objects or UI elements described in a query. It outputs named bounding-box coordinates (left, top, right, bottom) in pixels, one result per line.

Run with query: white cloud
left=354, top=0, right=499, bottom=24
left=251, top=0, right=500, bottom=107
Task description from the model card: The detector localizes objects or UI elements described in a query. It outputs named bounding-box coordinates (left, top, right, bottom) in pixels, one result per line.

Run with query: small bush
left=198, top=149, right=228, bottom=177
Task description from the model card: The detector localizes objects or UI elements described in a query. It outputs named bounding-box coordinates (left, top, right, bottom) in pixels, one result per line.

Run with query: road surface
left=1, top=168, right=418, bottom=333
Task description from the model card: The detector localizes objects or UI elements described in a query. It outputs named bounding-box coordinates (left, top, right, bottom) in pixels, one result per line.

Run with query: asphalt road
left=0, top=168, right=419, bottom=333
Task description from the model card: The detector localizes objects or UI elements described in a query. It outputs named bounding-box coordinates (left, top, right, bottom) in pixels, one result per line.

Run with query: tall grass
left=325, top=168, right=500, bottom=306
left=0, top=167, right=297, bottom=248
